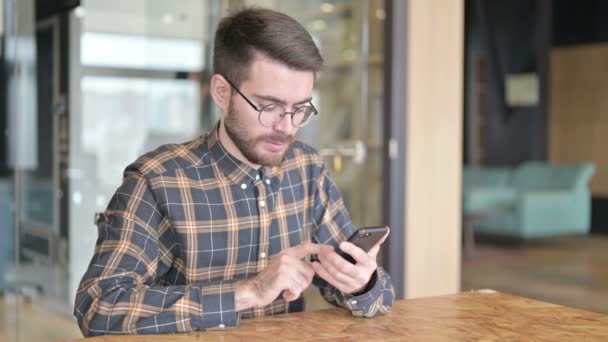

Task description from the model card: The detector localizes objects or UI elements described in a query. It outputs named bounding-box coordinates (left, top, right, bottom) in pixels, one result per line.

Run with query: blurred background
left=0, top=0, right=606, bottom=341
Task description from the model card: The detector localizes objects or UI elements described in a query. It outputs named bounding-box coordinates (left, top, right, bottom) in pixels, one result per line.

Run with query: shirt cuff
left=199, top=281, right=240, bottom=331
left=343, top=269, right=382, bottom=313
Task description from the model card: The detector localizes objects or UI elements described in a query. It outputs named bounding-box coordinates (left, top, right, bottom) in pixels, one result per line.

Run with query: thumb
left=368, top=244, right=381, bottom=258
left=368, top=228, right=390, bottom=258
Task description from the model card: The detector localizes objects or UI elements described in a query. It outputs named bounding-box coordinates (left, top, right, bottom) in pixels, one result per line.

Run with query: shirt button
left=218, top=324, right=225, bottom=329
left=259, top=200, right=266, bottom=207
left=265, top=179, right=271, bottom=185
left=351, top=300, right=358, bottom=305
left=256, top=174, right=260, bottom=180
left=241, top=184, right=247, bottom=190
left=260, top=252, right=266, bottom=259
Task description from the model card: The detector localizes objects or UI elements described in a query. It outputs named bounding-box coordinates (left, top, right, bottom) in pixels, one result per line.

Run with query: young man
left=74, top=8, right=394, bottom=336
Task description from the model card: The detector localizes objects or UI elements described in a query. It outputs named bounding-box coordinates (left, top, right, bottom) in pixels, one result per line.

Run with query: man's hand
left=235, top=242, right=321, bottom=311
left=311, top=229, right=389, bottom=294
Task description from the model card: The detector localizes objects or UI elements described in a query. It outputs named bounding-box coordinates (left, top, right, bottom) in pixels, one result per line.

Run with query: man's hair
left=213, top=7, right=323, bottom=86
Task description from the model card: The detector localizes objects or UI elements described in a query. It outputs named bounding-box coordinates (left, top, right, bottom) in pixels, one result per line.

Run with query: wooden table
left=70, top=291, right=608, bottom=341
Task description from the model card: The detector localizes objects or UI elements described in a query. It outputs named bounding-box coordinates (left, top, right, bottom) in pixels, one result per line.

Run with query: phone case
left=310, top=226, right=388, bottom=264
left=337, top=226, right=388, bottom=263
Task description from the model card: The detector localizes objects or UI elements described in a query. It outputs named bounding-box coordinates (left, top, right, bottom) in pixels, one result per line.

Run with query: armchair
left=469, top=162, right=595, bottom=239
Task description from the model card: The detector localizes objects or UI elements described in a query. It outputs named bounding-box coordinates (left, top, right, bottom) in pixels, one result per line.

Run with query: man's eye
left=262, top=103, right=280, bottom=112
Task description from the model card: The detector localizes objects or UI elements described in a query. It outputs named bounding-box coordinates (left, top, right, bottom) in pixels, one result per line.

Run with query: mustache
left=259, top=133, right=295, bottom=144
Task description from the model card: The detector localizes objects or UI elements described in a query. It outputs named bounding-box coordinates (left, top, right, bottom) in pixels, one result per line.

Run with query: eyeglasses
left=224, top=77, right=318, bottom=128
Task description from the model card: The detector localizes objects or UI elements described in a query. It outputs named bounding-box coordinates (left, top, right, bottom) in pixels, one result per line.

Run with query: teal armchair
left=462, top=166, right=513, bottom=214
left=466, top=162, right=596, bottom=239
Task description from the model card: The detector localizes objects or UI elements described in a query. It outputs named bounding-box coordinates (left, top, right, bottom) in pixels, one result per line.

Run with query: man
left=74, top=7, right=394, bottom=336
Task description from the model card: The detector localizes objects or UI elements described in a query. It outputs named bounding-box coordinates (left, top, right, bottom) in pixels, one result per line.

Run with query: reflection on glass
left=67, top=0, right=211, bottom=305
left=69, top=76, right=201, bottom=302
left=81, top=32, right=203, bottom=71
left=81, top=76, right=200, bottom=185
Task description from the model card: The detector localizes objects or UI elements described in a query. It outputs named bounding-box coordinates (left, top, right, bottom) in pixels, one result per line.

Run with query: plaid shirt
left=74, top=124, right=394, bottom=336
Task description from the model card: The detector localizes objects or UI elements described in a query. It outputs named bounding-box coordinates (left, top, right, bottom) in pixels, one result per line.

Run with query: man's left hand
left=311, top=229, right=389, bottom=294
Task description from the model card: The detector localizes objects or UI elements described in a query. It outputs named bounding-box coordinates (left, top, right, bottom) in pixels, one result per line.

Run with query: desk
left=73, top=291, right=608, bottom=341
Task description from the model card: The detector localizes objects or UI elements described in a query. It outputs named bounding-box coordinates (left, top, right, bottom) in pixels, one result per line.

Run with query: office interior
left=0, top=0, right=606, bottom=341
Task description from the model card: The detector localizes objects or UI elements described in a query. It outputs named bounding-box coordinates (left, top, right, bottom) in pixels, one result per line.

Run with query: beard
left=224, top=101, right=295, bottom=167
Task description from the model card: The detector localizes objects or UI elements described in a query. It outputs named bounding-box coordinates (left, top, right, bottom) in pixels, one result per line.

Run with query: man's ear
left=210, top=74, right=231, bottom=115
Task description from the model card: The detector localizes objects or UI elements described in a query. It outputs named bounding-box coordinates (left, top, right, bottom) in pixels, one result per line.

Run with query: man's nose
left=273, top=113, right=295, bottom=136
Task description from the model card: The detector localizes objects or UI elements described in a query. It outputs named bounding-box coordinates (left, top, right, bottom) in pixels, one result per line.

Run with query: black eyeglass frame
left=223, top=76, right=319, bottom=128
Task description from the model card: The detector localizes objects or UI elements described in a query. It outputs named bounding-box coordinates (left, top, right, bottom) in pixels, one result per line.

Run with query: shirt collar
left=207, top=122, right=285, bottom=185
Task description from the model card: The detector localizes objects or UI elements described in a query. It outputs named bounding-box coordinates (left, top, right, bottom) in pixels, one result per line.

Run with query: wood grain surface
left=67, top=291, right=608, bottom=341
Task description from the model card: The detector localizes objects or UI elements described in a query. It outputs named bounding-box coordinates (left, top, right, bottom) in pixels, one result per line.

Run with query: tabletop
left=69, top=291, right=608, bottom=341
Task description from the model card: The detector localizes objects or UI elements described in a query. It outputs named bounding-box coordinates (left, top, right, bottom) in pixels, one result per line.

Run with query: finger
left=339, top=241, right=370, bottom=266
left=318, top=251, right=358, bottom=286
left=286, top=241, right=323, bottom=259
left=290, top=256, right=316, bottom=281
left=272, top=255, right=313, bottom=298
left=294, top=261, right=316, bottom=287
left=321, top=249, right=359, bottom=278
left=302, top=262, right=316, bottom=283
left=286, top=261, right=315, bottom=294
left=278, top=277, right=304, bottom=302
left=283, top=289, right=299, bottom=302
left=274, top=252, right=315, bottom=286
left=368, top=244, right=381, bottom=259
left=319, top=250, right=373, bottom=293
left=311, top=262, right=350, bottom=293
left=377, top=228, right=390, bottom=246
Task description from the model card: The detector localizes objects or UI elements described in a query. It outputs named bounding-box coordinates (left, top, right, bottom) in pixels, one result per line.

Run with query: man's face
left=223, top=55, right=315, bottom=167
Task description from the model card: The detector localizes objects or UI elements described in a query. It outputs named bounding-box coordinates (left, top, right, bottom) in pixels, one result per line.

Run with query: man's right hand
left=235, top=242, right=322, bottom=311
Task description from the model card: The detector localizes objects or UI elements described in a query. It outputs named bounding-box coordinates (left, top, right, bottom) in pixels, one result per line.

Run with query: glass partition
left=1, top=0, right=386, bottom=340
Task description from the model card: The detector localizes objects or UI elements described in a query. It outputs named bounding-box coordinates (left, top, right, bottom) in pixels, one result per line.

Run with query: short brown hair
left=213, top=7, right=323, bottom=86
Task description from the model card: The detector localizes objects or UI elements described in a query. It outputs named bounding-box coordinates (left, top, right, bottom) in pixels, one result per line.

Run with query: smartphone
left=311, top=226, right=389, bottom=264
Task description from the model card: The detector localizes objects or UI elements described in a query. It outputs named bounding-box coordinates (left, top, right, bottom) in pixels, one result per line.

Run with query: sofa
left=463, top=162, right=595, bottom=239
